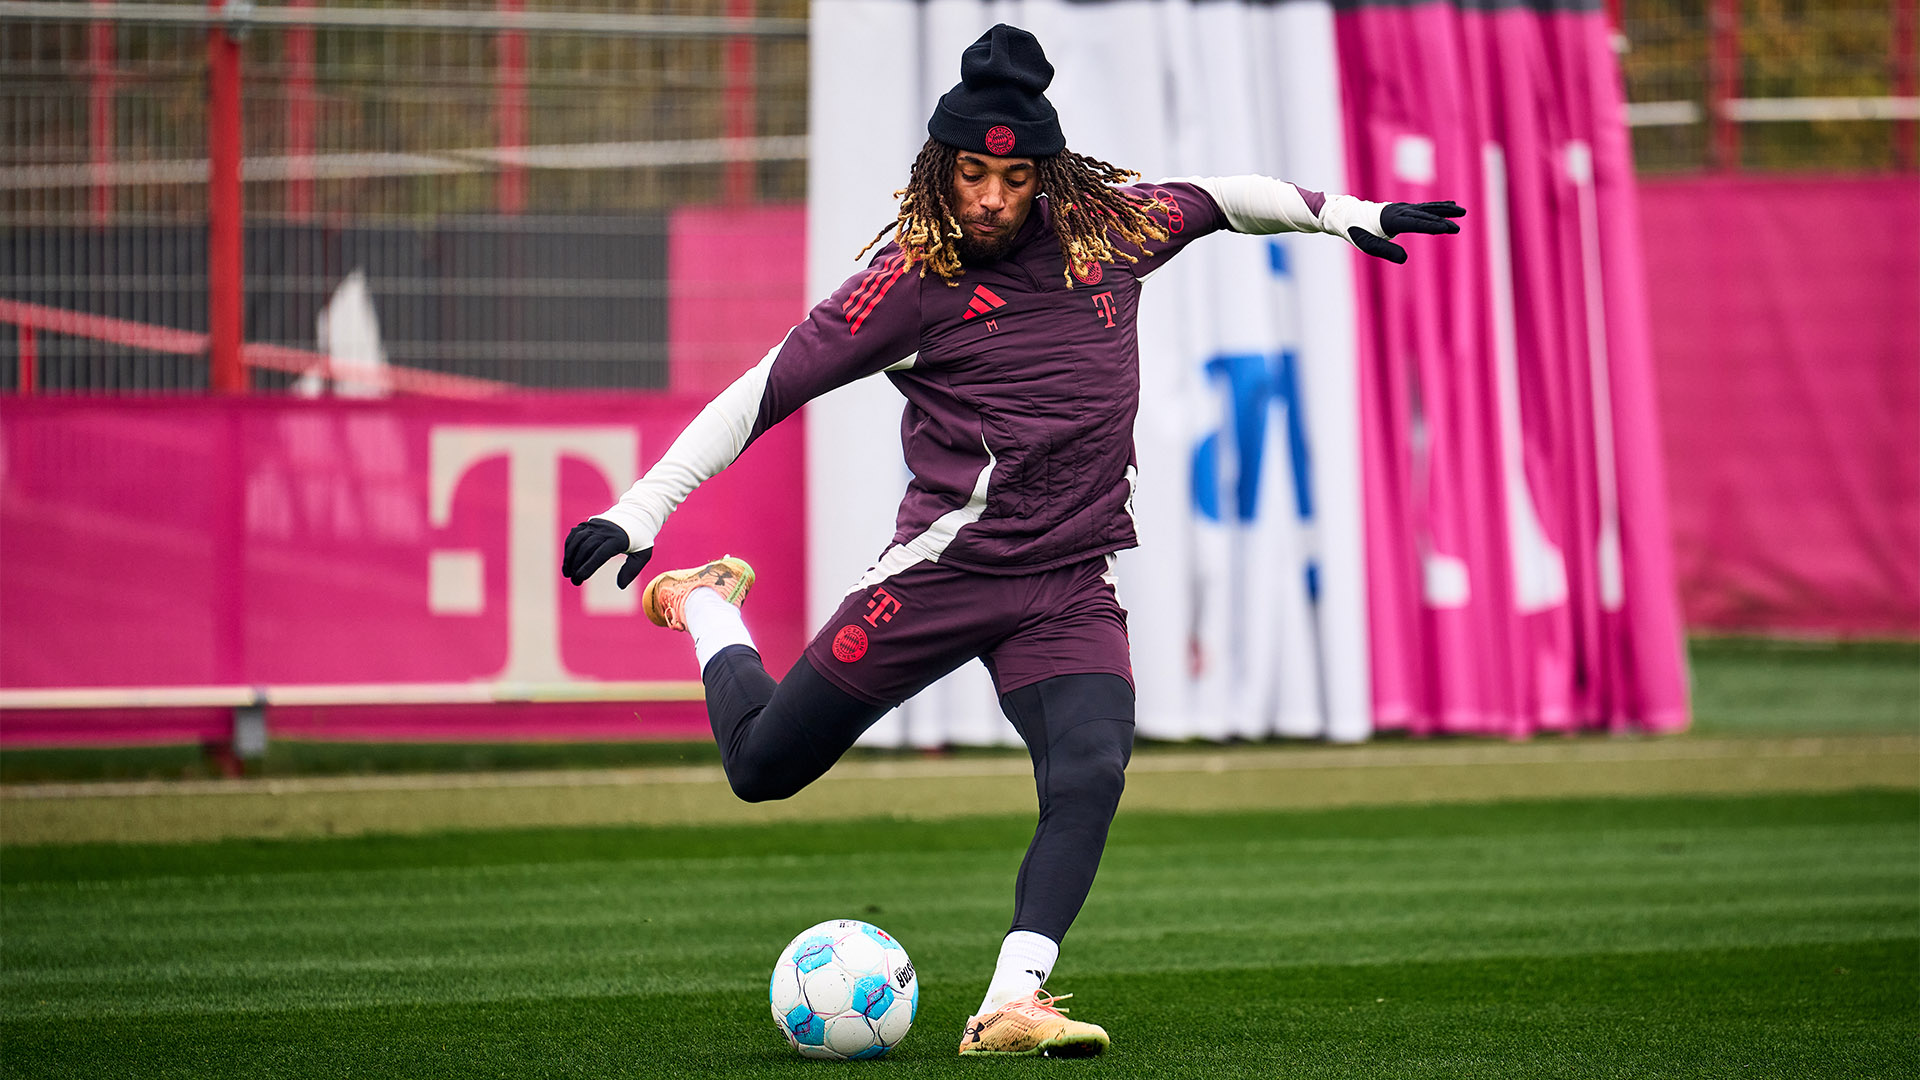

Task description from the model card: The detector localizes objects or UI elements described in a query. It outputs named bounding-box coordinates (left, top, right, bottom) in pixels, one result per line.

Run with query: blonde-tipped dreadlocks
left=858, top=140, right=1171, bottom=287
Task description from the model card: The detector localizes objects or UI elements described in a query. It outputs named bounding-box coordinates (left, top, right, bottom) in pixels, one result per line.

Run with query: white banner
left=806, top=0, right=1371, bottom=745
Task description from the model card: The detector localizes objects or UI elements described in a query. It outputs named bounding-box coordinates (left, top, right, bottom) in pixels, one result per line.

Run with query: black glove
left=562, top=518, right=653, bottom=589
left=1348, top=200, right=1467, bottom=264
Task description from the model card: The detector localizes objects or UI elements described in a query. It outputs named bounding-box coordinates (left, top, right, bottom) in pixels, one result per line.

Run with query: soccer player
left=562, top=24, right=1463, bottom=1058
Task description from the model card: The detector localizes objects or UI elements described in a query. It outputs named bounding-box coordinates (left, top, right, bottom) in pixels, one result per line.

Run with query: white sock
left=976, top=930, right=1060, bottom=1015
left=685, top=586, right=757, bottom=671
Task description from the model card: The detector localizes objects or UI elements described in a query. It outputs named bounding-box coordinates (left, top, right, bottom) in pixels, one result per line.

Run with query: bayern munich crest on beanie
left=927, top=24, right=1065, bottom=158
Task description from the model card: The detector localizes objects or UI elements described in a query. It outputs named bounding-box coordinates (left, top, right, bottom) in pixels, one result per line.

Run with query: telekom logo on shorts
left=428, top=426, right=637, bottom=682
left=863, top=587, right=903, bottom=626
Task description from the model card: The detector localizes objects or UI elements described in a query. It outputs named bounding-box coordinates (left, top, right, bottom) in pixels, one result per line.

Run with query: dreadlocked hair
left=1035, top=150, right=1171, bottom=286
left=857, top=139, right=1171, bottom=287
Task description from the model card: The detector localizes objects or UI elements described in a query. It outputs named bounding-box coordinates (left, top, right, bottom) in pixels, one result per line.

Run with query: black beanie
left=927, top=24, right=1064, bottom=158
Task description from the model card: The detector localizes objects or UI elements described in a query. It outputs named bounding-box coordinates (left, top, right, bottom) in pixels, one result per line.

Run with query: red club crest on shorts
left=1072, top=260, right=1103, bottom=285
left=832, top=625, right=869, bottom=663
left=984, top=126, right=1016, bottom=156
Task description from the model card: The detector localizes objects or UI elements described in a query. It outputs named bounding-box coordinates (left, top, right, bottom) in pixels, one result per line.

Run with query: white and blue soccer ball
left=769, top=919, right=918, bottom=1060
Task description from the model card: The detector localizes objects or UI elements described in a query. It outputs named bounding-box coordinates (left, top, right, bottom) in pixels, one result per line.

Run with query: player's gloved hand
left=562, top=518, right=653, bottom=589
left=1348, top=200, right=1467, bottom=264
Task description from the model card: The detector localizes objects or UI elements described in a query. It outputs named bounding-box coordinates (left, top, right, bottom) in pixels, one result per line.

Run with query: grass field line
left=2, top=733, right=1912, bottom=801
left=2, top=734, right=1916, bottom=846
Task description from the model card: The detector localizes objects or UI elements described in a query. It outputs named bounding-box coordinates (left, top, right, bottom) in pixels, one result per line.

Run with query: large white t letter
left=429, top=426, right=637, bottom=683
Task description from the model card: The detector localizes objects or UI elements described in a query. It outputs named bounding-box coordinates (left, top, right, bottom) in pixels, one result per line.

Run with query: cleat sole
left=958, top=1032, right=1109, bottom=1058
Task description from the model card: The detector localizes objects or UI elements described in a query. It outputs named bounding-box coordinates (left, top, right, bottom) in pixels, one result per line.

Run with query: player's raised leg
left=958, top=671, right=1131, bottom=1057
left=642, top=557, right=890, bottom=803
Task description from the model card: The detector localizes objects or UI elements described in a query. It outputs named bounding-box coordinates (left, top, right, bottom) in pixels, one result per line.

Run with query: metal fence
left=0, top=1, right=1913, bottom=395
left=0, top=0, right=805, bottom=392
left=1, top=1, right=809, bottom=217
left=1623, top=0, right=1918, bottom=172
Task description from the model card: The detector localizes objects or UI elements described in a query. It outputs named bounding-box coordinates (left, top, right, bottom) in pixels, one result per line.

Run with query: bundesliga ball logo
left=984, top=125, right=1016, bottom=155
left=771, top=920, right=919, bottom=1060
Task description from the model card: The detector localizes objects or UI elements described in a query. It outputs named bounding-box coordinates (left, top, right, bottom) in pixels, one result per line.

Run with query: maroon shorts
left=803, top=550, right=1132, bottom=707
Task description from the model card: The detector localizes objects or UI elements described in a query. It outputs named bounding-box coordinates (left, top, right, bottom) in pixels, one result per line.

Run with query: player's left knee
left=1048, top=717, right=1133, bottom=813
left=725, top=756, right=803, bottom=803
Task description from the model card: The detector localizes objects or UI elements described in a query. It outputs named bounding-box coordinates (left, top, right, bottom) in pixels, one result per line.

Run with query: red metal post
left=723, top=0, right=756, bottom=204
left=1709, top=0, right=1741, bottom=171
left=207, top=0, right=246, bottom=392
left=18, top=325, right=37, bottom=394
left=497, top=0, right=527, bottom=214
left=89, top=0, right=115, bottom=223
left=1896, top=0, right=1917, bottom=171
left=287, top=0, right=316, bottom=218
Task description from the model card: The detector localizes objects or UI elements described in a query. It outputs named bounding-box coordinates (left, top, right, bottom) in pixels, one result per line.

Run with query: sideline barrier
left=0, top=681, right=706, bottom=710
left=0, top=394, right=807, bottom=748
left=0, top=680, right=707, bottom=758
left=1641, top=175, right=1920, bottom=635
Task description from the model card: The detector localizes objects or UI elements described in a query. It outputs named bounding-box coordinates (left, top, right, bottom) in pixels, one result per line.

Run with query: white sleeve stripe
left=1177, top=176, right=1387, bottom=252
left=846, top=543, right=926, bottom=595
left=596, top=333, right=785, bottom=552
left=1181, top=175, right=1326, bottom=235
left=900, top=435, right=997, bottom=563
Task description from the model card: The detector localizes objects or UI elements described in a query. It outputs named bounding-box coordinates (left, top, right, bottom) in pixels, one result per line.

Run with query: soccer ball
left=769, top=919, right=919, bottom=1060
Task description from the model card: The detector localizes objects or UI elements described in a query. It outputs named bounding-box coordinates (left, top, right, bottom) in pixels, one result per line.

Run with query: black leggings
left=702, top=646, right=1135, bottom=942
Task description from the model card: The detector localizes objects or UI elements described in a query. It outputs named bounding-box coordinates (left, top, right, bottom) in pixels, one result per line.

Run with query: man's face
left=951, top=151, right=1037, bottom=264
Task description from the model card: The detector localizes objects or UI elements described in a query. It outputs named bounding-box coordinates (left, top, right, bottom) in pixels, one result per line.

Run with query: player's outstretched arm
left=1344, top=200, right=1465, bottom=264
left=560, top=345, right=783, bottom=590
left=1181, top=175, right=1465, bottom=263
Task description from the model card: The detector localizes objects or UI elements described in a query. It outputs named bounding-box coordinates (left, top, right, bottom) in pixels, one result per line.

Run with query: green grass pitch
left=3, top=790, right=1915, bottom=1079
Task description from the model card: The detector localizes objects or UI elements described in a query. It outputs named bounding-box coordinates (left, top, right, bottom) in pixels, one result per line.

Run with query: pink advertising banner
left=668, top=204, right=807, bottom=398
left=0, top=395, right=807, bottom=744
left=1642, top=175, right=1920, bottom=636
left=1338, top=0, right=1688, bottom=735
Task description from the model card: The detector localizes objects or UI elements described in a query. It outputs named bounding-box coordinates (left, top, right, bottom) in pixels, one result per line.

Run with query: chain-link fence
left=1, top=1, right=1912, bottom=394
left=1, top=0, right=806, bottom=392
left=1623, top=0, right=1917, bottom=173
left=2, top=1, right=808, bottom=217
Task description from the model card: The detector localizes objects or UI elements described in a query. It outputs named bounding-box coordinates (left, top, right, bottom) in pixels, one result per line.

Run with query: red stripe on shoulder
left=848, top=257, right=910, bottom=336
left=842, top=252, right=905, bottom=318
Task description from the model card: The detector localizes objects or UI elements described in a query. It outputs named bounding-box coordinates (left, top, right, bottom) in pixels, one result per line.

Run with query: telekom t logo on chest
left=1090, top=292, right=1116, bottom=328
left=428, top=426, right=637, bottom=682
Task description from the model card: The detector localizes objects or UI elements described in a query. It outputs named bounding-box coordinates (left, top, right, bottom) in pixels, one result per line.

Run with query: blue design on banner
left=1191, top=430, right=1225, bottom=522
left=1271, top=350, right=1314, bottom=520
left=1191, top=346, right=1321, bottom=601
left=1192, top=354, right=1269, bottom=523
left=1191, top=351, right=1314, bottom=526
left=1268, top=240, right=1290, bottom=277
